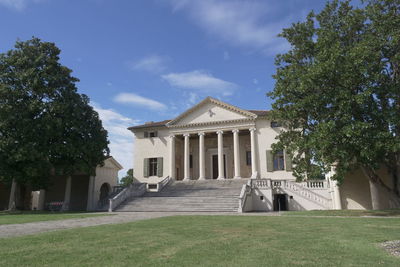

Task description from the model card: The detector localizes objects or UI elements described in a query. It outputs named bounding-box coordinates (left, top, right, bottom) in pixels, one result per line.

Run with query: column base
left=217, top=177, right=225, bottom=180
left=198, top=177, right=206, bottom=180
left=183, top=177, right=191, bottom=181
left=233, top=176, right=242, bottom=179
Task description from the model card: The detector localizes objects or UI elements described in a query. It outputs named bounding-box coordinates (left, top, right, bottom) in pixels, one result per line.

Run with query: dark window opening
left=148, top=184, right=157, bottom=190
left=246, top=151, right=251, bottom=166
left=149, top=158, right=158, bottom=176
left=149, top=131, right=157, bottom=137
left=271, top=121, right=281, bottom=128
left=190, top=155, right=193, bottom=168
left=273, top=150, right=285, bottom=171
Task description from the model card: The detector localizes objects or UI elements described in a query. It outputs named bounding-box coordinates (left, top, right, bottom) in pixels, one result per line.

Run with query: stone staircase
left=116, top=179, right=248, bottom=212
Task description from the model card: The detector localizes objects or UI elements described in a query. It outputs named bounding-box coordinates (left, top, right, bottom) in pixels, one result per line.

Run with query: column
left=169, top=135, right=176, bottom=180
left=232, top=129, right=241, bottom=179
left=86, top=176, right=95, bottom=211
left=38, top=189, right=46, bottom=211
left=332, top=180, right=342, bottom=210
left=250, top=128, right=258, bottom=179
left=62, top=175, right=72, bottom=211
left=8, top=179, right=17, bottom=210
left=183, top=133, right=190, bottom=181
left=327, top=166, right=342, bottom=210
left=217, top=130, right=225, bottom=180
left=198, top=132, right=205, bottom=180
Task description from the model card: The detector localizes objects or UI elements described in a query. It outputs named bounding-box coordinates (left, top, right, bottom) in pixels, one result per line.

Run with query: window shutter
left=266, top=150, right=273, bottom=172
left=157, top=157, right=163, bottom=177
left=143, top=158, right=149, bottom=177
left=144, top=131, right=149, bottom=138
left=284, top=150, right=293, bottom=171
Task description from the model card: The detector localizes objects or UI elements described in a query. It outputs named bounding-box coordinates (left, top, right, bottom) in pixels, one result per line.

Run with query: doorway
left=212, top=154, right=226, bottom=179
left=273, top=194, right=288, bottom=211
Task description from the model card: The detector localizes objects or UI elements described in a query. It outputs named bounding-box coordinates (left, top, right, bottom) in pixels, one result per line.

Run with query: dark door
left=212, top=155, right=227, bottom=179
left=273, top=194, right=288, bottom=211
left=212, top=155, right=218, bottom=179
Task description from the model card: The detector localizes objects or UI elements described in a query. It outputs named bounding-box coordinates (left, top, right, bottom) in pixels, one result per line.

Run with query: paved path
left=0, top=212, right=279, bottom=239
left=3, top=212, right=396, bottom=239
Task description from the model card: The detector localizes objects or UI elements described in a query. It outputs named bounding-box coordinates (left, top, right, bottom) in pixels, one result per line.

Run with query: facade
left=129, top=97, right=397, bottom=211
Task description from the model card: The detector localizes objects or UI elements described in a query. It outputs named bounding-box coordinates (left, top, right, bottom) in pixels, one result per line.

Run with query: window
left=271, top=121, right=281, bottom=128
left=144, top=131, right=158, bottom=138
left=149, top=158, right=158, bottom=176
left=246, top=151, right=251, bottom=166
left=273, top=150, right=285, bottom=171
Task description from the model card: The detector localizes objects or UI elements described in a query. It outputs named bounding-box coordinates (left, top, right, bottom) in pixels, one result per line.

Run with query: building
left=1, top=156, right=122, bottom=211
left=128, top=97, right=397, bottom=211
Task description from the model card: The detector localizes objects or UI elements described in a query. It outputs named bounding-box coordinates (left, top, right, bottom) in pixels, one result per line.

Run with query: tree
left=268, top=0, right=400, bottom=205
left=0, top=38, right=109, bottom=204
left=120, top=169, right=134, bottom=187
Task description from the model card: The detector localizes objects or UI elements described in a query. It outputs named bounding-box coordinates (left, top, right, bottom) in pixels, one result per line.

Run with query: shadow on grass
left=282, top=209, right=400, bottom=217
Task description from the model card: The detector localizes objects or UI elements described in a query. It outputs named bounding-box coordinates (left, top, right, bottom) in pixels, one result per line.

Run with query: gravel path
left=4, top=211, right=396, bottom=239
left=0, top=212, right=280, bottom=239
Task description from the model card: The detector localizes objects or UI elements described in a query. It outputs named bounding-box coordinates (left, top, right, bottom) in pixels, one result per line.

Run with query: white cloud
left=167, top=0, right=290, bottom=54
left=162, top=70, right=237, bottom=96
left=114, top=93, right=167, bottom=111
left=92, top=103, right=139, bottom=177
left=0, top=0, right=42, bottom=10
left=129, top=55, right=169, bottom=74
left=253, top=78, right=259, bottom=85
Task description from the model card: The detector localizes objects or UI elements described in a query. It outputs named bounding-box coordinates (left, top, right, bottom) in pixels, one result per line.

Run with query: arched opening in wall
left=99, top=183, right=111, bottom=201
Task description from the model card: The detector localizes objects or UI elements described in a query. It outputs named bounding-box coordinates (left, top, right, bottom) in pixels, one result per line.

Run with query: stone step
left=115, top=179, right=246, bottom=212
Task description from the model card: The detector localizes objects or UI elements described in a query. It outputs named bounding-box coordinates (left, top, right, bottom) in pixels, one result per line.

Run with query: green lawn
left=282, top=209, right=400, bottom=217
left=0, top=215, right=399, bottom=266
left=0, top=211, right=110, bottom=225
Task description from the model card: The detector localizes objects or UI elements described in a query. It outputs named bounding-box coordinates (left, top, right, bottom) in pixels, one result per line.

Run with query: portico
left=168, top=127, right=258, bottom=180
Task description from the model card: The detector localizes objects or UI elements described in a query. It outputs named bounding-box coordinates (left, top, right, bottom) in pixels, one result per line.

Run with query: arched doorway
left=99, top=183, right=111, bottom=201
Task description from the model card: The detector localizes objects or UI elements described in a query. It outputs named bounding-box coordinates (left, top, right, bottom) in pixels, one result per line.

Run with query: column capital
left=183, top=133, right=190, bottom=137
left=198, top=132, right=205, bottom=136
left=232, top=129, right=240, bottom=134
left=216, top=130, right=224, bottom=135
left=169, top=135, right=176, bottom=139
left=249, top=127, right=257, bottom=132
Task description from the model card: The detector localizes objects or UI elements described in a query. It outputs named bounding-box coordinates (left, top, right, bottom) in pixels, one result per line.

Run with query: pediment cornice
left=166, top=97, right=257, bottom=127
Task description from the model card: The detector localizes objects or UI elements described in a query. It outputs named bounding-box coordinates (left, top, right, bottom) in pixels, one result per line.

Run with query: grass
left=0, top=211, right=110, bottom=225
left=0, top=215, right=399, bottom=266
left=281, top=209, right=400, bottom=217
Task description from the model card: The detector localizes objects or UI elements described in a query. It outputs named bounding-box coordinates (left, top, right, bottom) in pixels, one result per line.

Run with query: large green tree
left=0, top=38, right=109, bottom=193
left=269, top=0, right=400, bottom=204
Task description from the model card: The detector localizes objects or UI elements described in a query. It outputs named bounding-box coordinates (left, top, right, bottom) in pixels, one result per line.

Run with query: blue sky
left=0, top=0, right=328, bottom=175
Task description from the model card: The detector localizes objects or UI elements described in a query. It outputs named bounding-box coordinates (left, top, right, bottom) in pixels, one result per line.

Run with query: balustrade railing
left=109, top=183, right=146, bottom=212
left=238, top=180, right=252, bottom=212
left=251, top=179, right=270, bottom=189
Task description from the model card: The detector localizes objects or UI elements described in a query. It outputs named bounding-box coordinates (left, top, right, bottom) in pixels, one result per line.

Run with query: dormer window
left=271, top=121, right=281, bottom=128
left=144, top=131, right=158, bottom=138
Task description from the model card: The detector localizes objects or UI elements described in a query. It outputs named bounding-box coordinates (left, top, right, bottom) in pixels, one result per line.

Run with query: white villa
left=123, top=97, right=394, bottom=212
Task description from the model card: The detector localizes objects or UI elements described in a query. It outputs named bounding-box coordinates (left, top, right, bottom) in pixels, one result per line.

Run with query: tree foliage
left=119, top=169, right=134, bottom=187
left=269, top=0, right=400, bottom=202
left=0, top=38, right=109, bottom=190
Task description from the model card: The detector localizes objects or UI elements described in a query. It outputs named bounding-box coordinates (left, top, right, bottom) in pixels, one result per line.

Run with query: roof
left=128, top=119, right=171, bottom=130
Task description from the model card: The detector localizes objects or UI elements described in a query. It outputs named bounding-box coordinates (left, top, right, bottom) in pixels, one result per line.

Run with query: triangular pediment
left=167, top=97, right=257, bottom=127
